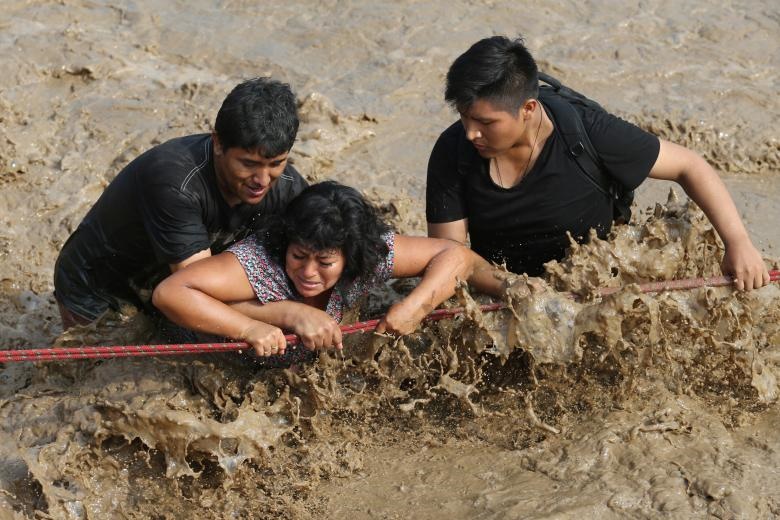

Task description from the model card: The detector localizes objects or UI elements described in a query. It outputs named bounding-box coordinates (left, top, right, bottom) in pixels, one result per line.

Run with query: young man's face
left=212, top=134, right=289, bottom=206
left=459, top=98, right=526, bottom=158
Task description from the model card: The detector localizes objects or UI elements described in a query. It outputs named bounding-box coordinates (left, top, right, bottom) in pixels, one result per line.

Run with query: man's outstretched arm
left=648, top=139, right=769, bottom=290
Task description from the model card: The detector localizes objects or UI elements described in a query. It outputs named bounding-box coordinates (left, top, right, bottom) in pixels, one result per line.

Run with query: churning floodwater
left=0, top=1, right=778, bottom=518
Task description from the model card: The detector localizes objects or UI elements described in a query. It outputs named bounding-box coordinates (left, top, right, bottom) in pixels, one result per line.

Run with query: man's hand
left=239, top=321, right=289, bottom=357
left=721, top=237, right=770, bottom=291
left=291, top=306, right=343, bottom=351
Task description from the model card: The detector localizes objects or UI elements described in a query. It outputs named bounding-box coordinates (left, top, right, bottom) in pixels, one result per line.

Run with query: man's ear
left=212, top=132, right=223, bottom=155
left=520, top=99, right=538, bottom=120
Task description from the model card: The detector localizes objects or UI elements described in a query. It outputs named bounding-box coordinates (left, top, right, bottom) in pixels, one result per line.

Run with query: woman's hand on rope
left=375, top=300, right=429, bottom=338
left=239, top=321, right=288, bottom=357
left=291, top=306, right=343, bottom=351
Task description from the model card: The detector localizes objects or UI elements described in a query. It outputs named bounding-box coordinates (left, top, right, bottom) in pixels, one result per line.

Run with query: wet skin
left=212, top=133, right=289, bottom=207
left=460, top=98, right=527, bottom=158
left=285, top=244, right=346, bottom=308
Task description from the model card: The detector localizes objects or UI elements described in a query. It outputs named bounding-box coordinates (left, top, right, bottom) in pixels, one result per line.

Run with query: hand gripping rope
left=1, top=271, right=777, bottom=363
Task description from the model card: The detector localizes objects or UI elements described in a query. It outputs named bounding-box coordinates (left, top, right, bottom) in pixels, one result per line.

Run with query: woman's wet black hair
left=214, top=77, right=299, bottom=157
left=445, top=35, right=539, bottom=114
left=260, top=181, right=391, bottom=281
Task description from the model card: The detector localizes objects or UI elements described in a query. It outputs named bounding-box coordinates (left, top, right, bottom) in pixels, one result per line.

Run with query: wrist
left=237, top=318, right=261, bottom=342
left=722, top=232, right=752, bottom=249
left=276, top=301, right=314, bottom=329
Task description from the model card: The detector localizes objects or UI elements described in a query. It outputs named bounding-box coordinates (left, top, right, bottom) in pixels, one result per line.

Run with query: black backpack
left=538, top=72, right=634, bottom=224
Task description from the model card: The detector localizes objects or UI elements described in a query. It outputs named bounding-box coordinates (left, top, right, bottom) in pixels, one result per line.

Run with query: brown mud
left=1, top=1, right=779, bottom=518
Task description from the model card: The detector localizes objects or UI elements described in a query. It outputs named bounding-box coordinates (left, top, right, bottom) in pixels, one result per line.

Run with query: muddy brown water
left=1, top=1, right=779, bottom=518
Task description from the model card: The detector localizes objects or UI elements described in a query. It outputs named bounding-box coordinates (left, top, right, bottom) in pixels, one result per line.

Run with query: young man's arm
left=170, top=249, right=211, bottom=271
left=376, top=236, right=511, bottom=335
left=427, top=219, right=469, bottom=244
left=649, top=139, right=769, bottom=290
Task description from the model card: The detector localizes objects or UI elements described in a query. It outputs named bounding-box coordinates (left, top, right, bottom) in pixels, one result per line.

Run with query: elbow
left=670, top=147, right=711, bottom=188
left=456, top=244, right=476, bottom=276
left=151, top=279, right=173, bottom=315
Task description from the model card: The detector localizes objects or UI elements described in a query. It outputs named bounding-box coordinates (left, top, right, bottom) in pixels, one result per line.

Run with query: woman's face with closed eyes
left=285, top=243, right=346, bottom=298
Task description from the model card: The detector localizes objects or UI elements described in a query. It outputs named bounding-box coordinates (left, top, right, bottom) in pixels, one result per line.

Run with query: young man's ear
left=520, top=99, right=538, bottom=120
left=212, top=132, right=223, bottom=156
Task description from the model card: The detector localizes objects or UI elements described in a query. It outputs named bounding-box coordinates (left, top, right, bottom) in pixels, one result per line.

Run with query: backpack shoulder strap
left=538, top=74, right=612, bottom=197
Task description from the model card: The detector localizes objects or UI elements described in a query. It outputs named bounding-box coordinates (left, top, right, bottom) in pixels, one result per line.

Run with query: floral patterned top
left=227, top=231, right=396, bottom=322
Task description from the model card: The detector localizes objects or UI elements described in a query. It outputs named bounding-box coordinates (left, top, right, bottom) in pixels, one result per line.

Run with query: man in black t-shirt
left=54, top=78, right=308, bottom=328
left=427, top=36, right=769, bottom=290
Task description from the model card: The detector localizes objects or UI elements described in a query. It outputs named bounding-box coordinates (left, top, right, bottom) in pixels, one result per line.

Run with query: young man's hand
left=721, top=237, right=770, bottom=291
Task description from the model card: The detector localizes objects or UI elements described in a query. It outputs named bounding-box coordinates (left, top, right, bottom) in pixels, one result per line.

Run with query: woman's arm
left=375, top=236, right=504, bottom=335
left=649, top=139, right=769, bottom=290
left=228, top=300, right=343, bottom=350
left=152, top=253, right=289, bottom=356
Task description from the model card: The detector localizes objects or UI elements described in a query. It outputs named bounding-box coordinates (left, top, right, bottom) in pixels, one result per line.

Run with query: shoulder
left=338, top=230, right=396, bottom=307
left=227, top=235, right=293, bottom=303
left=381, top=230, right=396, bottom=274
left=576, top=103, right=654, bottom=143
left=135, top=134, right=212, bottom=173
left=583, top=105, right=659, bottom=158
left=429, top=120, right=475, bottom=175
left=369, top=230, right=396, bottom=283
left=279, top=162, right=307, bottom=186
left=433, top=121, right=466, bottom=150
left=254, top=162, right=308, bottom=213
left=227, top=235, right=276, bottom=270
left=131, top=134, right=213, bottom=191
left=543, top=94, right=659, bottom=158
left=570, top=102, right=660, bottom=186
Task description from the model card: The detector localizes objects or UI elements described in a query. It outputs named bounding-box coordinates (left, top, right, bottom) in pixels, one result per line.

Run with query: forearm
left=228, top=300, right=314, bottom=330
left=464, top=251, right=505, bottom=297
left=677, top=157, right=751, bottom=247
left=153, top=282, right=258, bottom=339
left=401, top=247, right=472, bottom=314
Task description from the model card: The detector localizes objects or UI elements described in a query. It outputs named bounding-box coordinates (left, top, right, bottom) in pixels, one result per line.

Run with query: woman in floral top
left=153, top=181, right=503, bottom=359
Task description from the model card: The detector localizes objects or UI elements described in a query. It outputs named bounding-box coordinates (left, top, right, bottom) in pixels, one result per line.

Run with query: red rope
left=1, top=271, right=777, bottom=363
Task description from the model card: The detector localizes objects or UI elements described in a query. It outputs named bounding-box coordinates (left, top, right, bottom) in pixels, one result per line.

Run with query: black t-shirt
left=426, top=102, right=660, bottom=276
left=55, top=133, right=307, bottom=312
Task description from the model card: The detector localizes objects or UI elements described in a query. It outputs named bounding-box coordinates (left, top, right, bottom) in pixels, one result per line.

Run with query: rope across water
left=2, top=271, right=777, bottom=363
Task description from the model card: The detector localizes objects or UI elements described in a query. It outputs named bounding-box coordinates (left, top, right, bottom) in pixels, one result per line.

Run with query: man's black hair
left=445, top=35, right=539, bottom=114
left=214, top=77, right=299, bottom=157
left=260, top=181, right=391, bottom=282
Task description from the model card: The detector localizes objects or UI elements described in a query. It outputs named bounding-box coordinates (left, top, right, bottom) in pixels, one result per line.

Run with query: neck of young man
left=493, top=106, right=551, bottom=187
left=512, top=105, right=550, bottom=155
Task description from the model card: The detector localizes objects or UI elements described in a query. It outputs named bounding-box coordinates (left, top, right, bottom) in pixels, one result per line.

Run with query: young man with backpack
left=426, top=36, right=769, bottom=290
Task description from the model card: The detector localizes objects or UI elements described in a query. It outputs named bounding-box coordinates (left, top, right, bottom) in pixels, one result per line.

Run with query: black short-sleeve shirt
left=426, top=102, right=660, bottom=276
left=55, top=134, right=307, bottom=317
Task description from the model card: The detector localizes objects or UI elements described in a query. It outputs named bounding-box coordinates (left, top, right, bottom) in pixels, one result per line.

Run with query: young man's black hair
left=214, top=77, right=299, bottom=157
left=445, top=35, right=539, bottom=114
